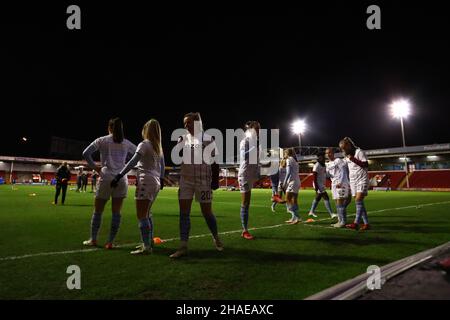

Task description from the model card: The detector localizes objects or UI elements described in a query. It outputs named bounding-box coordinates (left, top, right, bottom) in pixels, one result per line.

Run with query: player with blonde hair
left=111, top=119, right=165, bottom=254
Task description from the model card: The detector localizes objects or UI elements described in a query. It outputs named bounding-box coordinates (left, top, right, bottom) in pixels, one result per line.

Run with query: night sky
left=1, top=2, right=450, bottom=162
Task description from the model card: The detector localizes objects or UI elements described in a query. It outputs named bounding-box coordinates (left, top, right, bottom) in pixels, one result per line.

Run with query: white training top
left=312, top=162, right=327, bottom=188
left=91, top=134, right=136, bottom=176
left=286, top=157, right=300, bottom=184
left=136, top=140, right=162, bottom=180
left=326, top=158, right=349, bottom=186
left=179, top=132, right=217, bottom=181
left=346, top=148, right=368, bottom=182
left=238, top=135, right=260, bottom=179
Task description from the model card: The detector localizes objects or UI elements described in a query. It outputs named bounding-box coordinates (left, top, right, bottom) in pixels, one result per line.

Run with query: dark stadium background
left=1, top=2, right=449, bottom=163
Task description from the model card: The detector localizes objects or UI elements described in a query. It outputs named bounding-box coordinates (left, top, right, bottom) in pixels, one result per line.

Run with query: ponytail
left=142, top=119, right=163, bottom=156
left=109, top=118, right=124, bottom=143
left=286, top=147, right=297, bottom=161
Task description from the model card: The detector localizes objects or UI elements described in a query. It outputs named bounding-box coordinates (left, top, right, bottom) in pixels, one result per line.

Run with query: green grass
left=0, top=185, right=449, bottom=299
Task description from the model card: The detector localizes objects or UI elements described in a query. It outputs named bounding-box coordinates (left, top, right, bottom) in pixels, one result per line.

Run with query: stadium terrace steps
left=398, top=172, right=413, bottom=189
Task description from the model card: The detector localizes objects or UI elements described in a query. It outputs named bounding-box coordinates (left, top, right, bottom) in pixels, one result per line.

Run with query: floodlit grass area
left=0, top=185, right=449, bottom=299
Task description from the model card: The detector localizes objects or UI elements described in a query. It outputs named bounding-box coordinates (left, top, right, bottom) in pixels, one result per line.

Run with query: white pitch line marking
left=1, top=200, right=449, bottom=261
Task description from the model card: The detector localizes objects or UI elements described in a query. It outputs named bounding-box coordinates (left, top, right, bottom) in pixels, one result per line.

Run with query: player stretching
left=281, top=148, right=301, bottom=224
left=82, top=118, right=137, bottom=249
left=170, top=112, right=223, bottom=258
left=326, top=148, right=351, bottom=228
left=339, top=137, right=370, bottom=231
left=111, top=119, right=165, bottom=255
left=308, top=152, right=336, bottom=219
left=238, top=121, right=263, bottom=240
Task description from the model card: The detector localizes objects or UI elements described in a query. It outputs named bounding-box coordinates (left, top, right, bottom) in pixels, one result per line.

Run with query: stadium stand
left=408, top=169, right=450, bottom=189
left=2, top=144, right=450, bottom=190
left=247, top=169, right=450, bottom=190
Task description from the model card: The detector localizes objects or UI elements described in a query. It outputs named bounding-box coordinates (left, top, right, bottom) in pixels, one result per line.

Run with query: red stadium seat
left=408, top=170, right=450, bottom=188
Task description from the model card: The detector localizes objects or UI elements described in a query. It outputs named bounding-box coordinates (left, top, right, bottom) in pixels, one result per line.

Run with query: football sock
left=90, top=212, right=102, bottom=241
left=204, top=213, right=218, bottom=238
left=108, top=212, right=121, bottom=243
left=309, top=199, right=319, bottom=213
left=180, top=212, right=191, bottom=242
left=337, top=204, right=345, bottom=224
left=324, top=200, right=333, bottom=216
left=355, top=201, right=364, bottom=224
left=240, top=205, right=249, bottom=230
left=361, top=201, right=369, bottom=225
left=139, top=218, right=151, bottom=247
left=289, top=203, right=299, bottom=219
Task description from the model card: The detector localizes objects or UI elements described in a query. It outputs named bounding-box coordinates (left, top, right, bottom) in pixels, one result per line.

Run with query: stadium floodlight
left=390, top=99, right=411, bottom=119
left=390, top=98, right=412, bottom=188
left=291, top=119, right=306, bottom=152
left=291, top=119, right=306, bottom=135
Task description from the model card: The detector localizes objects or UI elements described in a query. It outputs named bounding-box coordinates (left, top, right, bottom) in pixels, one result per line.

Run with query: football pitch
left=0, top=185, right=449, bottom=300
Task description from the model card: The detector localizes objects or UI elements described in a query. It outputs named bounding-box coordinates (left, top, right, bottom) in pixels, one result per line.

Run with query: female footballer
left=170, top=112, right=223, bottom=258
left=339, top=137, right=370, bottom=231
left=307, top=152, right=336, bottom=219
left=111, top=119, right=165, bottom=254
left=82, top=118, right=137, bottom=249
left=325, top=147, right=351, bottom=228
left=238, top=121, right=263, bottom=240
left=281, top=148, right=301, bottom=224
